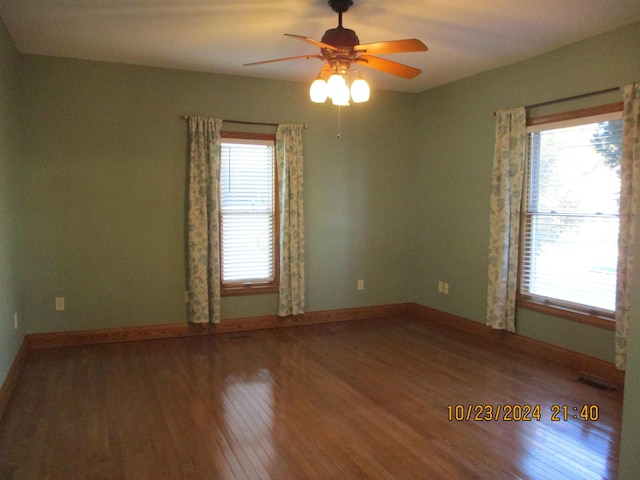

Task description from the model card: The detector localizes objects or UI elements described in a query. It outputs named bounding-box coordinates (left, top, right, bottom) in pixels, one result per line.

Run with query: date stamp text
left=446, top=404, right=599, bottom=422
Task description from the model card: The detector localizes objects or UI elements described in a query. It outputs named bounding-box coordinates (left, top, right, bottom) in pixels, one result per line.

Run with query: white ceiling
left=2, top=0, right=640, bottom=93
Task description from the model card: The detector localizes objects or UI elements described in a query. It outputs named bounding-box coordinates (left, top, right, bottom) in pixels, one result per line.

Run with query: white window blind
left=521, top=111, right=623, bottom=316
left=220, top=139, right=275, bottom=285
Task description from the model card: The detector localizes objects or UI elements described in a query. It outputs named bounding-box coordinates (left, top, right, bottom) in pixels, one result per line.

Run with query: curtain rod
left=180, top=115, right=309, bottom=128
left=492, top=86, right=620, bottom=116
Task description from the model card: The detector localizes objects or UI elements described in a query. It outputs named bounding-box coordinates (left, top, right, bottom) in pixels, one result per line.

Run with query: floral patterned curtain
left=276, top=125, right=305, bottom=316
left=486, top=107, right=527, bottom=332
left=187, top=117, right=223, bottom=324
left=615, top=83, right=640, bottom=370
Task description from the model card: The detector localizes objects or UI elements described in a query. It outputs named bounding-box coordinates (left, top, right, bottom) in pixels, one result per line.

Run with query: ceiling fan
left=243, top=0, right=428, bottom=105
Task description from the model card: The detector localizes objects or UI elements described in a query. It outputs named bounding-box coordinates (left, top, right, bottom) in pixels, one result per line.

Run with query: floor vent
left=577, top=372, right=617, bottom=391
left=228, top=334, right=252, bottom=340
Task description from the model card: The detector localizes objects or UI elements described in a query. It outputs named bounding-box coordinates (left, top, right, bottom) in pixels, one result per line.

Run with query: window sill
left=221, top=283, right=278, bottom=297
left=517, top=298, right=615, bottom=330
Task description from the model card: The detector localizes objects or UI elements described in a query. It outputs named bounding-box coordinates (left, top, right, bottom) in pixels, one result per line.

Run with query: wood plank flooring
left=0, top=316, right=623, bottom=479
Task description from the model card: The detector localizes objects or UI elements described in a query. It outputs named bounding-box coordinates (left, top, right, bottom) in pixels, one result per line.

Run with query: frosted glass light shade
left=327, top=74, right=346, bottom=99
left=331, top=83, right=350, bottom=105
left=350, top=78, right=370, bottom=103
left=309, top=79, right=328, bottom=103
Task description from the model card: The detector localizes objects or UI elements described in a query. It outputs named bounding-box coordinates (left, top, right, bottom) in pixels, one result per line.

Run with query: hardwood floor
left=0, top=316, right=623, bottom=479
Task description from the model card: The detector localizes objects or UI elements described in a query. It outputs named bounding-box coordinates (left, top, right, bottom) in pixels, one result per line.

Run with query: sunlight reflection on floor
left=222, top=369, right=277, bottom=477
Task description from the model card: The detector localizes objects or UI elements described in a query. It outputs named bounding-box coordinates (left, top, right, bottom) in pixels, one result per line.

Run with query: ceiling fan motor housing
left=320, top=27, right=359, bottom=75
left=321, top=27, right=360, bottom=49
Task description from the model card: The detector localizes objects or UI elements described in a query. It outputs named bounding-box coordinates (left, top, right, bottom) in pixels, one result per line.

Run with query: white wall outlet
left=357, top=279, right=364, bottom=290
left=438, top=281, right=444, bottom=293
left=443, top=282, right=449, bottom=295
left=14, top=312, right=18, bottom=330
left=55, top=297, right=65, bottom=311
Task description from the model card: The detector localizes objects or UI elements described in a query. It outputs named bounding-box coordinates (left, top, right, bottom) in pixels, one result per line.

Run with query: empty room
left=1, top=1, right=640, bottom=478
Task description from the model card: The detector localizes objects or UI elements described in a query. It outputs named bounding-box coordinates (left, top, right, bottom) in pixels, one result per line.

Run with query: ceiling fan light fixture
left=310, top=78, right=329, bottom=103
left=245, top=1, right=427, bottom=108
left=245, top=1, right=427, bottom=107
left=313, top=69, right=367, bottom=105
left=350, top=78, right=370, bottom=103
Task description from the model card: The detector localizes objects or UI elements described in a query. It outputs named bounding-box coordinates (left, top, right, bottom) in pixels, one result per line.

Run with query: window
left=518, top=105, right=623, bottom=324
left=220, top=134, right=278, bottom=295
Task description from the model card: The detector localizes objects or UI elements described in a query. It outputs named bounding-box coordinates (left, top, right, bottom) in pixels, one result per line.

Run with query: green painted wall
left=19, top=55, right=418, bottom=333
left=620, top=212, right=640, bottom=478
left=0, top=18, right=23, bottom=389
left=413, top=21, right=640, bottom=363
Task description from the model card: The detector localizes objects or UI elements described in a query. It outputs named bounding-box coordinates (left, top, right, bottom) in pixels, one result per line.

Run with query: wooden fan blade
left=243, top=54, right=323, bottom=67
left=284, top=34, right=339, bottom=51
left=355, top=55, right=421, bottom=79
left=354, top=38, right=428, bottom=55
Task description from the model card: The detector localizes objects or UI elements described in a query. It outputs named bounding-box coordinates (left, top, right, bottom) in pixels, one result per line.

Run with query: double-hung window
left=518, top=104, right=623, bottom=325
left=220, top=134, right=278, bottom=295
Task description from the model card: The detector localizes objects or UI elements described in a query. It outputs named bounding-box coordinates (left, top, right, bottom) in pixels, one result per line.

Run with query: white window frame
left=220, top=133, right=278, bottom=296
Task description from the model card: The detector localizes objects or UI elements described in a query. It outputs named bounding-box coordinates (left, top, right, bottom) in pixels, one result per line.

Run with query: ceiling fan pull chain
left=337, top=105, right=342, bottom=138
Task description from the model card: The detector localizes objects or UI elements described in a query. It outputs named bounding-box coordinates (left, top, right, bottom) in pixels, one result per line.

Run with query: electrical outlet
left=357, top=279, right=364, bottom=291
left=55, top=297, right=65, bottom=311
left=438, top=281, right=444, bottom=293
left=443, top=282, right=449, bottom=295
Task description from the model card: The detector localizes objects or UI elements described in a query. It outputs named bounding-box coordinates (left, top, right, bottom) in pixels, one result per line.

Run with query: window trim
left=219, top=131, right=279, bottom=297
left=516, top=102, right=623, bottom=330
